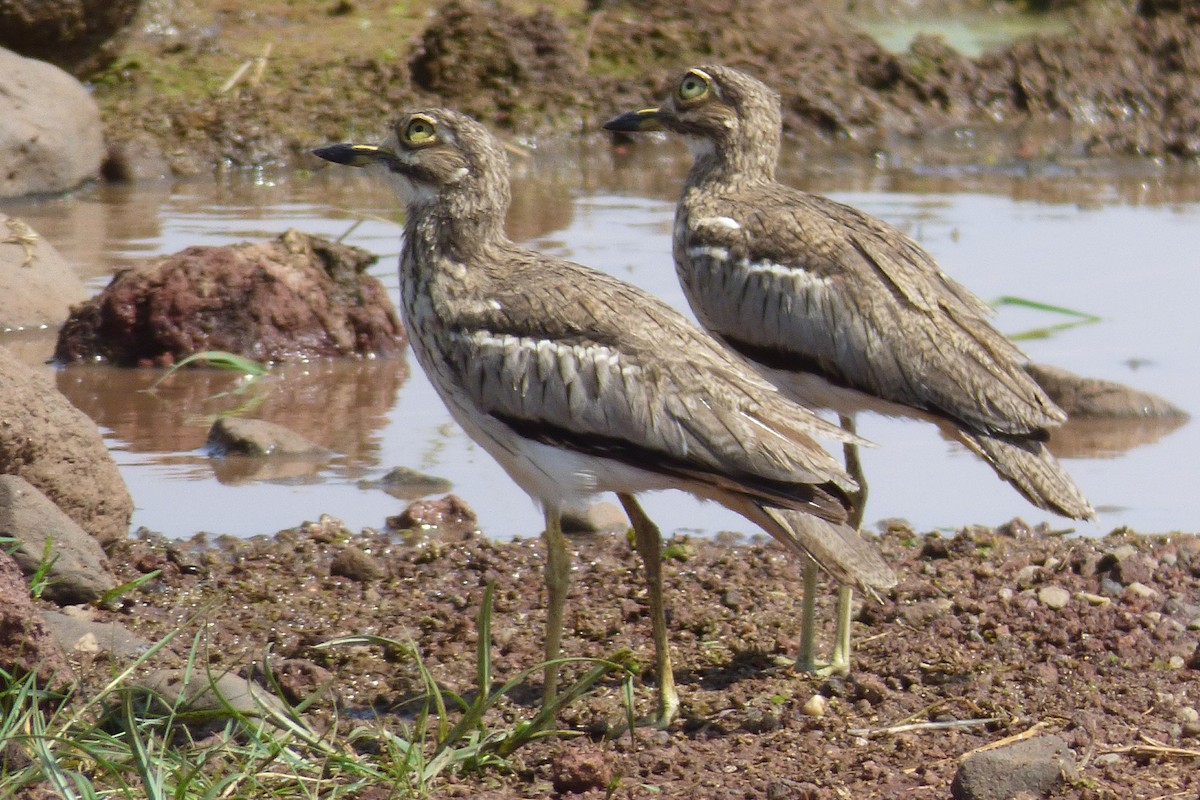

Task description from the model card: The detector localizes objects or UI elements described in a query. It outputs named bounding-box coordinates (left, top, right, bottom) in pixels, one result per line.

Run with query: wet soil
left=93, top=0, right=1200, bottom=175
left=91, top=519, right=1200, bottom=798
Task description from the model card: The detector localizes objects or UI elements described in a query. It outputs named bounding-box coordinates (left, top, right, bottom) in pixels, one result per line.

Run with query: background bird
left=606, top=64, right=1094, bottom=673
left=314, top=108, right=895, bottom=725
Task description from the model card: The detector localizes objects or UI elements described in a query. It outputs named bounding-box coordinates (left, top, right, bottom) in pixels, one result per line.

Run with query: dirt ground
left=92, top=0, right=1200, bottom=175
left=96, top=519, right=1199, bottom=799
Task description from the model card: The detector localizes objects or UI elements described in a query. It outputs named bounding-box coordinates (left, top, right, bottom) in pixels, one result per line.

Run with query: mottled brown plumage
left=316, top=108, right=895, bottom=724
left=606, top=65, right=1094, bottom=521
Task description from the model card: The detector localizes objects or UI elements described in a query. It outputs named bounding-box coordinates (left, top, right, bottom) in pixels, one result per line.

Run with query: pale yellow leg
left=618, top=493, right=680, bottom=727
left=542, top=509, right=571, bottom=706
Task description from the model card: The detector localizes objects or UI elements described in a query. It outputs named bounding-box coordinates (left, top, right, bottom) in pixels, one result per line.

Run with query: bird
left=314, top=108, right=896, bottom=725
left=605, top=64, right=1095, bottom=674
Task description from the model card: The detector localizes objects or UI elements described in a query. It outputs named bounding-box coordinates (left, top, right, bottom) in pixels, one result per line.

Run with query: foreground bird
left=606, top=65, right=1095, bottom=673
left=315, top=108, right=895, bottom=724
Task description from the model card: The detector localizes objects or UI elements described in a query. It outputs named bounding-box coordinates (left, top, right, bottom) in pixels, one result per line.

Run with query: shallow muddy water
left=2, top=139, right=1196, bottom=540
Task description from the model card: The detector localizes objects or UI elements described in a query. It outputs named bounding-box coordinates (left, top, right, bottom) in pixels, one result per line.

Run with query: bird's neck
left=685, top=141, right=775, bottom=194
left=404, top=198, right=508, bottom=263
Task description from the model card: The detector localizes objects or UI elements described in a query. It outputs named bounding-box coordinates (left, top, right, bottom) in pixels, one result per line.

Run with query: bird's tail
left=959, top=430, right=1095, bottom=520
left=743, top=505, right=897, bottom=600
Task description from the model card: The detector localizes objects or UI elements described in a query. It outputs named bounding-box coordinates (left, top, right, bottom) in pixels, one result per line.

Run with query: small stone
left=1015, top=565, right=1040, bottom=588
left=951, top=735, right=1075, bottom=800
left=1188, top=617, right=1200, bottom=632
left=329, top=546, right=383, bottom=582
left=1077, top=592, right=1110, bottom=606
left=1038, top=586, right=1071, bottom=610
left=549, top=744, right=611, bottom=794
left=390, top=494, right=478, bottom=535
left=1183, top=721, right=1200, bottom=739
left=1169, top=656, right=1185, bottom=669
left=721, top=589, right=743, bottom=610
left=561, top=502, right=628, bottom=534
left=997, top=587, right=1014, bottom=602
left=1125, top=581, right=1158, bottom=599
left=1188, top=642, right=1200, bottom=670
left=207, top=416, right=331, bottom=458
left=800, top=694, right=827, bottom=717
left=1176, top=707, right=1199, bottom=724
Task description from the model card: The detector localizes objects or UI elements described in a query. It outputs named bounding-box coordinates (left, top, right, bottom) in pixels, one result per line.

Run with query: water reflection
left=0, top=140, right=1196, bottom=538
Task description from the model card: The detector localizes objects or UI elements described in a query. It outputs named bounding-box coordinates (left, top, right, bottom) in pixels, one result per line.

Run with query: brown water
left=1, top=140, right=1196, bottom=539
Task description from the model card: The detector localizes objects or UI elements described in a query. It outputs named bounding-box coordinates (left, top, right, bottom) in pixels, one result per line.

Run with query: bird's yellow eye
left=677, top=70, right=711, bottom=102
left=403, top=116, right=437, bottom=145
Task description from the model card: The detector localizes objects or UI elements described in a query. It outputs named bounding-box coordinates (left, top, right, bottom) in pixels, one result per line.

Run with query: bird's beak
left=603, top=107, right=664, bottom=133
left=313, top=143, right=401, bottom=170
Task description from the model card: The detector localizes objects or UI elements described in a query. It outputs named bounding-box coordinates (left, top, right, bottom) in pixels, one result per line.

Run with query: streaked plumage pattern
left=625, top=65, right=1094, bottom=520
left=316, top=108, right=896, bottom=722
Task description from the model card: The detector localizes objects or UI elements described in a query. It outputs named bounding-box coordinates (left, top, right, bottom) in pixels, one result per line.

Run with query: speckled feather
left=651, top=65, right=1093, bottom=520
left=370, top=109, right=895, bottom=591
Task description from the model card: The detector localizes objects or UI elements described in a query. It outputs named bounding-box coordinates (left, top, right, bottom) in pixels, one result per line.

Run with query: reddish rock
left=0, top=0, right=141, bottom=78
left=55, top=230, right=406, bottom=367
left=0, top=551, right=74, bottom=692
left=389, top=494, right=478, bottom=535
left=0, top=347, right=133, bottom=548
left=549, top=744, right=612, bottom=794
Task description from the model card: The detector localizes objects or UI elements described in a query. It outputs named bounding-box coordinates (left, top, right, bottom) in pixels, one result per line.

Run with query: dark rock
left=54, top=229, right=406, bottom=366
left=330, top=546, right=384, bottom=582
left=0, top=347, right=133, bottom=548
left=1025, top=362, right=1186, bottom=419
left=135, top=668, right=291, bottom=734
left=549, top=743, right=612, bottom=794
left=951, top=735, right=1075, bottom=800
left=1187, top=642, right=1200, bottom=671
left=207, top=417, right=331, bottom=458
left=561, top=502, right=629, bottom=535
left=0, top=551, right=74, bottom=691
left=410, top=0, right=583, bottom=130
left=0, top=475, right=119, bottom=604
left=0, top=214, right=89, bottom=330
left=0, top=49, right=104, bottom=198
left=262, top=658, right=337, bottom=707
left=1111, top=554, right=1154, bottom=587
left=390, top=494, right=478, bottom=536
left=361, top=466, right=452, bottom=502
left=0, top=0, right=140, bottom=78
left=39, top=609, right=153, bottom=659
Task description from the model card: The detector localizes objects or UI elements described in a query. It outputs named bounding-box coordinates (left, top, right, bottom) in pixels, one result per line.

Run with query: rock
left=0, top=347, right=133, bottom=548
left=800, top=694, right=827, bottom=717
left=1025, top=362, right=1187, bottom=419
left=39, top=609, right=152, bottom=659
left=0, top=49, right=104, bottom=198
left=389, top=494, right=478, bottom=536
left=1037, top=586, right=1071, bottom=610
left=1188, top=642, right=1200, bottom=670
left=0, top=551, right=74, bottom=691
left=54, top=230, right=406, bottom=366
left=330, top=546, right=384, bottom=582
left=951, top=735, right=1075, bottom=800
left=1125, top=581, right=1159, bottom=599
left=0, top=475, right=119, bottom=604
left=561, top=502, right=629, bottom=534
left=409, top=0, right=583, bottom=131
left=0, top=214, right=89, bottom=331
left=362, top=466, right=452, bottom=502
left=0, top=1, right=141, bottom=78
left=258, top=658, right=337, bottom=707
left=207, top=416, right=331, bottom=458
left=136, top=668, right=291, bottom=733
left=549, top=743, right=612, bottom=794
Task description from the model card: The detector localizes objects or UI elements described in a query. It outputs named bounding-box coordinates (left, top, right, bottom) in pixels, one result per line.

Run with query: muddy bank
left=93, top=0, right=1200, bottom=175
left=79, top=520, right=1200, bottom=798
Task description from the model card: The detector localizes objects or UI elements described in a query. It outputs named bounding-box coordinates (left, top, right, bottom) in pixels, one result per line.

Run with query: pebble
left=1015, top=565, right=1040, bottom=588
left=1077, top=592, right=1110, bottom=606
left=1125, top=581, right=1159, bottom=599
left=1038, top=586, right=1071, bottom=610
left=801, top=694, right=828, bottom=717
left=1188, top=617, right=1200, bottom=631
left=997, top=587, right=1014, bottom=602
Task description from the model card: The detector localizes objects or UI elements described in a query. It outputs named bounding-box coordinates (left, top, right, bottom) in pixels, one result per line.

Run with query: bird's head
left=314, top=109, right=510, bottom=215
left=604, top=65, right=780, bottom=178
